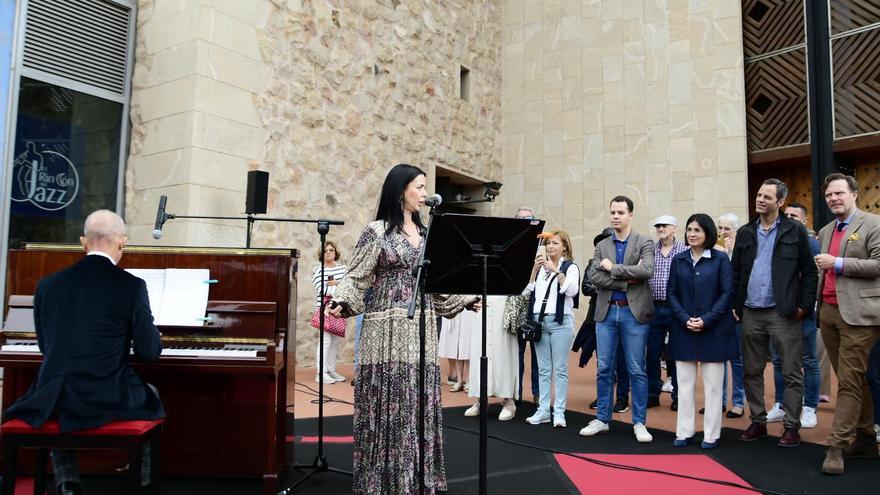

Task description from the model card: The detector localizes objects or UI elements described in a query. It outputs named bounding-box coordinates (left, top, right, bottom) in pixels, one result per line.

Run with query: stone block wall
left=499, top=0, right=750, bottom=265
left=126, top=0, right=503, bottom=366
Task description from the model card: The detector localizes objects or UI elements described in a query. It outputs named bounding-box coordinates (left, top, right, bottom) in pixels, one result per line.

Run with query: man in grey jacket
left=580, top=195, right=656, bottom=443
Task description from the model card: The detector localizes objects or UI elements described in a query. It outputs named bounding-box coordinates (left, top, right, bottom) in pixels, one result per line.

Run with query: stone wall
left=126, top=0, right=504, bottom=366
left=498, top=0, right=750, bottom=266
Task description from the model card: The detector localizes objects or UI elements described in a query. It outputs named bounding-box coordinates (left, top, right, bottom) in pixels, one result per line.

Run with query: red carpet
left=554, top=453, right=754, bottom=495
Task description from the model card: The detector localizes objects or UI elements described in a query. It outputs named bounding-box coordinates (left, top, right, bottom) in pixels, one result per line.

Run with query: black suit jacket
left=4, top=255, right=165, bottom=432
left=730, top=216, right=818, bottom=319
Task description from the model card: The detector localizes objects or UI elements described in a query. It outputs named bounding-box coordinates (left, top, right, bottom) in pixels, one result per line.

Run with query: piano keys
left=0, top=244, right=298, bottom=494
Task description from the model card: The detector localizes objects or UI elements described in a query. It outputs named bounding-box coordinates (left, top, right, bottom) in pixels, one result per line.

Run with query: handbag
left=503, top=295, right=528, bottom=336
left=311, top=296, right=346, bottom=337
left=518, top=273, right=558, bottom=343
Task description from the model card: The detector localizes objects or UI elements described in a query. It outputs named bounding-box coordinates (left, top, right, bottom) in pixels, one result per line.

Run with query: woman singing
left=667, top=213, right=738, bottom=449
left=328, top=164, right=480, bottom=494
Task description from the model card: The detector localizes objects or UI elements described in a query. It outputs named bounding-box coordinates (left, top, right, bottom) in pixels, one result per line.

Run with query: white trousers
left=675, top=361, right=725, bottom=442
left=315, top=333, right=343, bottom=373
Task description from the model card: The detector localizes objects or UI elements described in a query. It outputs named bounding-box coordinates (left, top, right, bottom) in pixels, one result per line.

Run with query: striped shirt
left=649, top=239, right=688, bottom=301
left=312, top=264, right=347, bottom=308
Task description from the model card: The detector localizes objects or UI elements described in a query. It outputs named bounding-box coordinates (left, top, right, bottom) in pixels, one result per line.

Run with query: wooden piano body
left=0, top=244, right=298, bottom=493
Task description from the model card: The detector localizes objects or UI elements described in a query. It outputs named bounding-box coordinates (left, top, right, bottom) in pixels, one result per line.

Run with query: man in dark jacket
left=731, top=179, right=818, bottom=448
left=4, top=210, right=164, bottom=494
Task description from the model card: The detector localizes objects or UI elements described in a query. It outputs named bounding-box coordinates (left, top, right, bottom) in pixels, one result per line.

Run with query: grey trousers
left=51, top=442, right=151, bottom=487
left=741, top=307, right=804, bottom=428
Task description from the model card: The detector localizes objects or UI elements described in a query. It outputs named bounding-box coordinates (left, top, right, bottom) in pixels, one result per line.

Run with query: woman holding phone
left=312, top=241, right=347, bottom=384
left=523, top=230, right=580, bottom=428
left=667, top=214, right=738, bottom=449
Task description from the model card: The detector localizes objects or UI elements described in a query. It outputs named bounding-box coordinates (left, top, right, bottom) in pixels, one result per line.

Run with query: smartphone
left=327, top=275, right=335, bottom=281
left=536, top=245, right=546, bottom=258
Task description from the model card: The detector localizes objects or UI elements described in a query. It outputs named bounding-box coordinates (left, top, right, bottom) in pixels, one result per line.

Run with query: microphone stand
left=155, top=210, right=350, bottom=493
left=408, top=203, right=438, bottom=495
left=158, top=213, right=330, bottom=249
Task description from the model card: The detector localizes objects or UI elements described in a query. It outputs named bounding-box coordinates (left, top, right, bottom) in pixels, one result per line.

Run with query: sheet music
left=126, top=269, right=166, bottom=321
left=126, top=268, right=210, bottom=326
left=159, top=269, right=210, bottom=326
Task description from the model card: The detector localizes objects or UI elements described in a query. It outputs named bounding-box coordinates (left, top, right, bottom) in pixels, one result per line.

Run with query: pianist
left=3, top=210, right=164, bottom=495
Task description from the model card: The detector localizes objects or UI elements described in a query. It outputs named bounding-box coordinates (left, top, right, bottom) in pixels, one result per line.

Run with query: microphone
left=152, top=195, right=168, bottom=240
left=424, top=194, right=442, bottom=208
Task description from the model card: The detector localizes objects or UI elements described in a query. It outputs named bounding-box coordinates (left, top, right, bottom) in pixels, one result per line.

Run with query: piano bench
left=0, top=418, right=163, bottom=495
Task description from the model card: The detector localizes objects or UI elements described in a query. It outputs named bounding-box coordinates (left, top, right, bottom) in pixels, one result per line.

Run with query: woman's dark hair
left=376, top=163, right=427, bottom=235
left=685, top=213, right=718, bottom=249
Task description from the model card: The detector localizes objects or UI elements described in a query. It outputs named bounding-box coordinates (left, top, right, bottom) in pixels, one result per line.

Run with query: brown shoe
left=822, top=446, right=845, bottom=475
left=738, top=422, right=767, bottom=442
left=777, top=428, right=801, bottom=448
left=844, top=431, right=880, bottom=457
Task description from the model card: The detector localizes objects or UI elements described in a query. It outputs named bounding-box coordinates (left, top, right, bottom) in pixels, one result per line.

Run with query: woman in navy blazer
left=667, top=213, right=738, bottom=449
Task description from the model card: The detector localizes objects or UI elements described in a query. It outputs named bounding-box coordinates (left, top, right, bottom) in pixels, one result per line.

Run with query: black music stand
left=423, top=214, right=544, bottom=495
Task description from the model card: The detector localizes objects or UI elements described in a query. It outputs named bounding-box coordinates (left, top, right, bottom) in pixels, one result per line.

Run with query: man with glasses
left=516, top=207, right=541, bottom=403
left=647, top=215, right=688, bottom=410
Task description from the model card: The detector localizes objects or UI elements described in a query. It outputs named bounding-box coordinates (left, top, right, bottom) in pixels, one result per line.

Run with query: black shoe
left=589, top=399, right=598, bottom=409
left=671, top=399, right=678, bottom=411
left=613, top=399, right=629, bottom=413
left=698, top=406, right=727, bottom=415
left=726, top=407, right=744, bottom=418
left=647, top=396, right=660, bottom=408
left=57, top=481, right=82, bottom=495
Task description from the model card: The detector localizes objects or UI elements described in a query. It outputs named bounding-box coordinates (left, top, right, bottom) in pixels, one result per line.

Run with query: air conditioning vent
left=22, top=0, right=132, bottom=95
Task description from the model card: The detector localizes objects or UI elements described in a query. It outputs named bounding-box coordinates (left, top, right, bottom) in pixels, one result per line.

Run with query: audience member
left=732, top=178, right=817, bottom=448
left=580, top=196, right=655, bottom=443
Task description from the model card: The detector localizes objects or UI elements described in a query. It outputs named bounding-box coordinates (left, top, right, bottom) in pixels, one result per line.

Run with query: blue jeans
left=518, top=335, right=540, bottom=401
left=533, top=315, right=574, bottom=418
left=722, top=324, right=746, bottom=408
left=596, top=305, right=649, bottom=425
left=615, top=341, right=630, bottom=400
left=867, top=340, right=880, bottom=424
left=647, top=303, right=673, bottom=399
left=770, top=316, right=819, bottom=408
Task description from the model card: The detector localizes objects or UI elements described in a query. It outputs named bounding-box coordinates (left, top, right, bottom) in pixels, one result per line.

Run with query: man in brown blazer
left=580, top=195, right=655, bottom=443
left=814, top=172, right=880, bottom=474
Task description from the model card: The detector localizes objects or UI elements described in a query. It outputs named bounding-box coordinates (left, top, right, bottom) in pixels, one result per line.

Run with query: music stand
left=423, top=213, right=544, bottom=495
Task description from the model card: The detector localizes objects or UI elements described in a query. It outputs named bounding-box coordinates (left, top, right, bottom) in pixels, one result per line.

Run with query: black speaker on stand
left=245, top=170, right=269, bottom=246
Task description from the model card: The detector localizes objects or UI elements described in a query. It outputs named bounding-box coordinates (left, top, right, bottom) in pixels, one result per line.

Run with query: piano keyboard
left=0, top=341, right=264, bottom=359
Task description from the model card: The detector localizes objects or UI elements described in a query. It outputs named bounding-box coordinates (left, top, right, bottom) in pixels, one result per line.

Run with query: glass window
left=8, top=77, right=123, bottom=247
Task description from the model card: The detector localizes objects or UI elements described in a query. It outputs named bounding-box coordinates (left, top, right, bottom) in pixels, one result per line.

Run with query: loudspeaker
left=246, top=170, right=269, bottom=214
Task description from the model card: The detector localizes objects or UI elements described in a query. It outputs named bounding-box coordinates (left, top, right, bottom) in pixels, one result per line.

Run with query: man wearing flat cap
left=647, top=215, right=688, bottom=410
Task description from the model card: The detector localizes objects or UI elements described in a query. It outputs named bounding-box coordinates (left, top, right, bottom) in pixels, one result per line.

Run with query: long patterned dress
left=334, top=220, right=470, bottom=494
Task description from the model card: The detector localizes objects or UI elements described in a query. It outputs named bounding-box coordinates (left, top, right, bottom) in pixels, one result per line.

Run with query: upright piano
left=0, top=244, right=298, bottom=494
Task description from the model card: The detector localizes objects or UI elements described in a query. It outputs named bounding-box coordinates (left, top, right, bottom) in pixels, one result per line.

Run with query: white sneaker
left=526, top=411, right=552, bottom=425
left=800, top=406, right=817, bottom=429
left=315, top=372, right=336, bottom=384
left=766, top=402, right=785, bottom=422
left=875, top=424, right=880, bottom=443
left=579, top=419, right=609, bottom=436
left=498, top=400, right=516, bottom=421
left=328, top=371, right=345, bottom=382
left=661, top=378, right=674, bottom=393
left=553, top=415, right=567, bottom=428
left=464, top=403, right=480, bottom=417
left=634, top=423, right=653, bottom=443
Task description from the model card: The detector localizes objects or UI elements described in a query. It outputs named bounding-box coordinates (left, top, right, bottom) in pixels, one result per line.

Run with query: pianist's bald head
left=81, top=210, right=127, bottom=263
